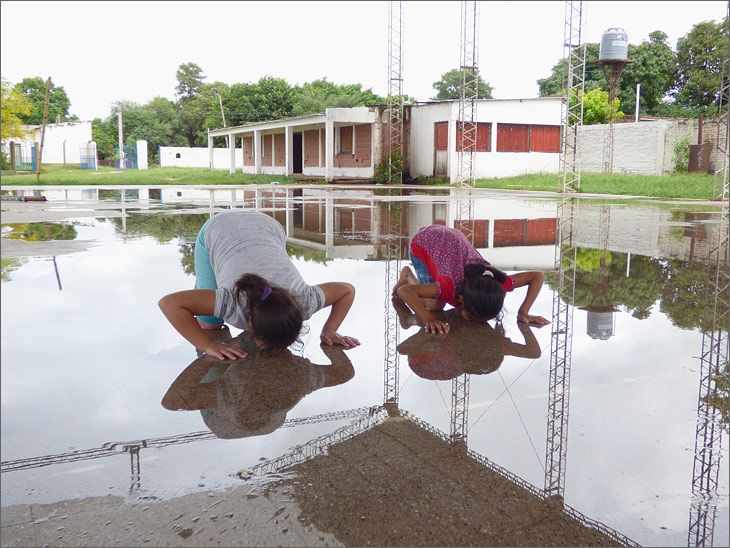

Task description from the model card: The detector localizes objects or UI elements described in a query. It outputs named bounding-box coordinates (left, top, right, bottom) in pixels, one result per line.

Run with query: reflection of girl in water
left=161, top=332, right=355, bottom=439
left=395, top=306, right=541, bottom=381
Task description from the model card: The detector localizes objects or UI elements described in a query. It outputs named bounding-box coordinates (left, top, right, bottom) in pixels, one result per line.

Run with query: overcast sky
left=1, top=1, right=726, bottom=121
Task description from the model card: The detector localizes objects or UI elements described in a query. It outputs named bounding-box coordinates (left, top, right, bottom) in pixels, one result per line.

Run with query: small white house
left=409, top=97, right=563, bottom=180
left=206, top=98, right=563, bottom=182
left=2, top=120, right=93, bottom=164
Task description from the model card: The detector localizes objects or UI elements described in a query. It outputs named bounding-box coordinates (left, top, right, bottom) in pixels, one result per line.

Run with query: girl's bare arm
left=158, top=290, right=248, bottom=360
left=509, top=271, right=549, bottom=326
left=316, top=282, right=360, bottom=347
left=396, top=283, right=450, bottom=334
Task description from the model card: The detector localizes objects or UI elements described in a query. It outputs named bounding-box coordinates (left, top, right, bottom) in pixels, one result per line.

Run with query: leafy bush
left=673, top=137, right=690, bottom=173
left=374, top=150, right=405, bottom=184
left=0, top=148, right=10, bottom=170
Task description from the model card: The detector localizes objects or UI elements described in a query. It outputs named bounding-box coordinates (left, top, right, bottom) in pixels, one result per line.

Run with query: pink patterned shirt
left=410, top=224, right=514, bottom=307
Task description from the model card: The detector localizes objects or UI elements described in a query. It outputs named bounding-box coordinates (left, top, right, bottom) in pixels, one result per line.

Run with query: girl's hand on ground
left=424, top=320, right=449, bottom=334
left=320, top=330, right=361, bottom=347
left=517, top=313, right=550, bottom=327
left=201, top=341, right=248, bottom=361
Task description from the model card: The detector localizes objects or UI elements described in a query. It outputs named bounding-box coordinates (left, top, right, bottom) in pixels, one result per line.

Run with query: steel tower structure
left=558, top=0, right=586, bottom=193
left=687, top=206, right=729, bottom=547
left=714, top=1, right=729, bottom=202
left=454, top=0, right=479, bottom=243
left=545, top=0, right=586, bottom=500
left=386, top=0, right=404, bottom=185
left=448, top=0, right=480, bottom=443
left=383, top=0, right=404, bottom=407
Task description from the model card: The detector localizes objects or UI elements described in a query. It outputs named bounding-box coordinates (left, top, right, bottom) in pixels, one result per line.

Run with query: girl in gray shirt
left=159, top=211, right=359, bottom=360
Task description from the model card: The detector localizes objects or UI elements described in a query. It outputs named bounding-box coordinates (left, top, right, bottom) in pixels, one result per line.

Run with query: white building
left=2, top=121, right=93, bottom=164
left=204, top=98, right=563, bottom=182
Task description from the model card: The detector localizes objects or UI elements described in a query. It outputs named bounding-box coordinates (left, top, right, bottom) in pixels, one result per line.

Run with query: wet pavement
left=1, top=184, right=728, bottom=547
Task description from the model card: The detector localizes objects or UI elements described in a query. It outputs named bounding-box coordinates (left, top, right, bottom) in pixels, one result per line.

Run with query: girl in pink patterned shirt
left=393, top=224, right=549, bottom=334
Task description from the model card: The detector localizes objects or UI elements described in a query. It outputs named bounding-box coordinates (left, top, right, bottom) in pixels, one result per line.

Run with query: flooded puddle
left=1, top=185, right=728, bottom=546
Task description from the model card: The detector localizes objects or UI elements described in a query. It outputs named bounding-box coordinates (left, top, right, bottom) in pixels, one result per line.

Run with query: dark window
left=175, top=153, right=181, bottom=159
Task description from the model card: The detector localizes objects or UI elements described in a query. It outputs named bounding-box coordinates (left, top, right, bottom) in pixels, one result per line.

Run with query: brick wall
left=577, top=118, right=725, bottom=175
left=304, top=130, right=320, bottom=167
left=243, top=137, right=253, bottom=166
left=262, top=135, right=272, bottom=166
left=334, top=124, right=372, bottom=168
left=274, top=133, right=285, bottom=167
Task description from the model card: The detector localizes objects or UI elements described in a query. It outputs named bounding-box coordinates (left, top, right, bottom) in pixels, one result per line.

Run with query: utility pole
left=35, top=77, right=52, bottom=184
left=218, top=93, right=229, bottom=148
left=117, top=106, right=125, bottom=170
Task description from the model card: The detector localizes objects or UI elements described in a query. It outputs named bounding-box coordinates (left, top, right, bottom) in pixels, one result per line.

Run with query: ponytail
left=463, top=262, right=507, bottom=284
left=461, top=262, right=507, bottom=320
left=234, top=274, right=303, bottom=350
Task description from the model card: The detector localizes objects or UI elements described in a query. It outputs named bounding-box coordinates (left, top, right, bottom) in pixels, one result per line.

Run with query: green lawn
left=474, top=172, right=721, bottom=200
left=0, top=165, right=322, bottom=186
left=0, top=165, right=721, bottom=200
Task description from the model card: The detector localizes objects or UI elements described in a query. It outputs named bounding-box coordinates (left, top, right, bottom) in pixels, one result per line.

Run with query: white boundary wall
left=576, top=118, right=724, bottom=175
left=160, top=146, right=243, bottom=168
left=2, top=121, right=92, bottom=164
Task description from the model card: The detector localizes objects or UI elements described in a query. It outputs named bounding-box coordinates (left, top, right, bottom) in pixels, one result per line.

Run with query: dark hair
left=234, top=273, right=303, bottom=350
left=461, top=263, right=507, bottom=321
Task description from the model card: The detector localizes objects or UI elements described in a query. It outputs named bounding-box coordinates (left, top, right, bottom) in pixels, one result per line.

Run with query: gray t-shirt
left=205, top=211, right=325, bottom=329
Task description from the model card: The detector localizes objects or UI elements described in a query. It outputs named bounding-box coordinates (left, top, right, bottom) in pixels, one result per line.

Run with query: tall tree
left=1, top=78, right=31, bottom=140
left=175, top=62, right=206, bottom=102
left=247, top=76, right=294, bottom=121
left=618, top=31, right=677, bottom=115
left=431, top=68, right=494, bottom=100
left=673, top=18, right=729, bottom=112
left=291, top=78, right=384, bottom=116
left=13, top=77, right=72, bottom=125
left=537, top=43, right=604, bottom=97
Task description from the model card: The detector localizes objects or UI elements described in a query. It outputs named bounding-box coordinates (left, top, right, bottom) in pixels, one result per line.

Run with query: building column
left=229, top=134, right=236, bottom=174
left=285, top=188, right=294, bottom=236
left=285, top=126, right=294, bottom=176
left=254, top=130, right=261, bottom=175
left=325, top=120, right=334, bottom=182
left=325, top=194, right=334, bottom=249
left=208, top=134, right=214, bottom=170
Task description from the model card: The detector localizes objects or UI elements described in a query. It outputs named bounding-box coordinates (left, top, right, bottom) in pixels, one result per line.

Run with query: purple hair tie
left=260, top=286, right=273, bottom=301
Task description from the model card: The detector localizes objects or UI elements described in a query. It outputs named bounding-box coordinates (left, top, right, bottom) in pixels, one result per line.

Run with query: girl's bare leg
left=392, top=266, right=419, bottom=297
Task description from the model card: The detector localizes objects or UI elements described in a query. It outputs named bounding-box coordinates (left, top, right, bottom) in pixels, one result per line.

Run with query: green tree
left=248, top=76, right=294, bottom=121
left=1, top=257, right=26, bottom=282
left=291, top=78, right=384, bottom=116
left=13, top=77, right=73, bottom=125
left=91, top=116, right=117, bottom=160
left=537, top=43, right=605, bottom=97
left=673, top=18, right=730, bottom=112
left=619, top=31, right=677, bottom=115
left=224, top=82, right=257, bottom=126
left=582, top=89, right=624, bottom=124
left=4, top=222, right=77, bottom=241
left=1, top=79, right=31, bottom=140
left=175, top=62, right=208, bottom=146
left=175, top=62, right=206, bottom=102
left=431, top=68, right=494, bottom=100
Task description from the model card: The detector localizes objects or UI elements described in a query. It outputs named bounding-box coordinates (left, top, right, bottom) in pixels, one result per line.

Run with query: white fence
left=159, top=146, right=242, bottom=168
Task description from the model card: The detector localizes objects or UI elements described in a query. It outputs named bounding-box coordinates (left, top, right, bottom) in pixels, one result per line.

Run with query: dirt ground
left=1, top=416, right=629, bottom=547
